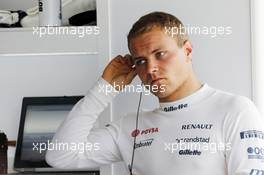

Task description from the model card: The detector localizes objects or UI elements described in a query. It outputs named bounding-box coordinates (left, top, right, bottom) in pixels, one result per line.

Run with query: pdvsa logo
left=250, top=169, right=264, bottom=175
left=247, top=147, right=264, bottom=161
left=131, top=128, right=159, bottom=137
left=131, top=129, right=140, bottom=137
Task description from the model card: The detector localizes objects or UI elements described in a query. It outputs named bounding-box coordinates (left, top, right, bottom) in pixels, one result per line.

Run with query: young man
left=46, top=12, right=264, bottom=175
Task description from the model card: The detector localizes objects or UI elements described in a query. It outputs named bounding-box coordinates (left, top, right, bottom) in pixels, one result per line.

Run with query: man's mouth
left=151, top=78, right=165, bottom=86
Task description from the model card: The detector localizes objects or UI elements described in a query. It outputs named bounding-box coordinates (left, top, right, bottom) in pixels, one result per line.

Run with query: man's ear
left=183, top=40, right=193, bottom=61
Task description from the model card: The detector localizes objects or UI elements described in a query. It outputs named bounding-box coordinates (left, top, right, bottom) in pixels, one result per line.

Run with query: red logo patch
left=131, top=129, right=140, bottom=137
left=131, top=128, right=159, bottom=137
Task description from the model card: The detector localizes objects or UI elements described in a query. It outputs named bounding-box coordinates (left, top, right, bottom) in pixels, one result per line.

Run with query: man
left=46, top=12, right=264, bottom=175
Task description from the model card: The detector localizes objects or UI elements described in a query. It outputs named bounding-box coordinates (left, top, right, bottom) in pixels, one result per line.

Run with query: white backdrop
left=251, top=0, right=264, bottom=115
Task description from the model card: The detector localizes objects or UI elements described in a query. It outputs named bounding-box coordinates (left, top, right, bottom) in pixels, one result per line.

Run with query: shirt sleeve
left=45, top=77, right=122, bottom=170
left=224, top=97, right=264, bottom=175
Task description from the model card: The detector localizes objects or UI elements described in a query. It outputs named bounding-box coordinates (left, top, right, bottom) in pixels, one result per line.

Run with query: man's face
left=129, top=27, right=193, bottom=101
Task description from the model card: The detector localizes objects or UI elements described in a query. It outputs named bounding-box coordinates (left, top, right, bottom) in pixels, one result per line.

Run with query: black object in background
left=69, top=10, right=96, bottom=26
left=0, top=10, right=27, bottom=28
left=0, top=131, right=8, bottom=174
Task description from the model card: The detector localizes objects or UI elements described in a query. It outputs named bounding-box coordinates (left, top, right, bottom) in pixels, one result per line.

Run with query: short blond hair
left=127, top=11, right=189, bottom=49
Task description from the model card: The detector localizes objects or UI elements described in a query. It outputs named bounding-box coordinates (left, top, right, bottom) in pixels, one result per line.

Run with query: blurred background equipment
left=0, top=0, right=96, bottom=27
left=0, top=131, right=8, bottom=174
left=38, top=0, right=62, bottom=26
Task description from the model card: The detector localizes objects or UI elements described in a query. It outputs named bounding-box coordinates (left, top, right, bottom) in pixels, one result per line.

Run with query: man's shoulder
left=209, top=86, right=255, bottom=112
left=122, top=109, right=156, bottom=120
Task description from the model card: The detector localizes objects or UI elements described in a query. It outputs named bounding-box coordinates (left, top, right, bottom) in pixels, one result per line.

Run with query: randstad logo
left=131, top=128, right=159, bottom=137
left=163, top=103, right=188, bottom=112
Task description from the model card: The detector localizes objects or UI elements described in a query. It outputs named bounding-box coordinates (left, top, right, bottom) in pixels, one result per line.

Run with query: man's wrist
left=101, top=76, right=126, bottom=91
left=101, top=75, right=112, bottom=85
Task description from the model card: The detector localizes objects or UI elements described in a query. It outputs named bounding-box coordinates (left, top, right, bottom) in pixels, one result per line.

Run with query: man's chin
left=151, top=90, right=169, bottom=99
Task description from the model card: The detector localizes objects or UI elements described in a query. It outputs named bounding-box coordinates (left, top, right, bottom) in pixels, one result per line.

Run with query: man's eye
left=134, top=59, right=146, bottom=66
left=156, top=51, right=166, bottom=58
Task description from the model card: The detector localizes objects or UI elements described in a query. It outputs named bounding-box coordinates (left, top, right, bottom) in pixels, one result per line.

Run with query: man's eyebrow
left=133, top=48, right=161, bottom=60
left=133, top=56, right=145, bottom=60
left=151, top=48, right=161, bottom=54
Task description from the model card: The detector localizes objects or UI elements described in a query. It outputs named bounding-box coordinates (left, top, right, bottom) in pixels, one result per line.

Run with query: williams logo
left=135, top=138, right=154, bottom=149
left=131, top=127, right=159, bottom=137
left=240, top=130, right=264, bottom=140
left=247, top=147, right=264, bottom=161
left=250, top=169, right=264, bottom=175
left=182, top=124, right=213, bottom=130
left=163, top=103, right=188, bottom=112
left=179, top=149, right=202, bottom=156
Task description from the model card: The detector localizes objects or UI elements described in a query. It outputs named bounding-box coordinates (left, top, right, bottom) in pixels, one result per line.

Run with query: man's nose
left=146, top=59, right=158, bottom=74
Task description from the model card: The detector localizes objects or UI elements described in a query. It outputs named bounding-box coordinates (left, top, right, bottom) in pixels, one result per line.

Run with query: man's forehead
left=130, top=31, right=164, bottom=52
left=129, top=30, right=175, bottom=58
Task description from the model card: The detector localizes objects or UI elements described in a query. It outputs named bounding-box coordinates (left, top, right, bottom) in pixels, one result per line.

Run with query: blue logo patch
left=240, top=130, right=264, bottom=140
left=247, top=147, right=264, bottom=162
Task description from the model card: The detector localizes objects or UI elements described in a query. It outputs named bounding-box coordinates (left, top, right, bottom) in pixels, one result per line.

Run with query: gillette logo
left=179, top=149, right=202, bottom=156
left=163, top=103, right=188, bottom=112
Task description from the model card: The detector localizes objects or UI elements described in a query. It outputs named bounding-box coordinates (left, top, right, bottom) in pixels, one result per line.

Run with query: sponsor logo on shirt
left=182, top=124, right=213, bottom=130
left=179, top=149, right=202, bottom=156
left=131, top=128, right=159, bottom=137
left=135, top=138, right=154, bottom=149
left=247, top=147, right=264, bottom=161
left=175, top=137, right=210, bottom=143
left=240, top=130, right=264, bottom=140
left=162, top=103, right=188, bottom=112
left=250, top=169, right=264, bottom=175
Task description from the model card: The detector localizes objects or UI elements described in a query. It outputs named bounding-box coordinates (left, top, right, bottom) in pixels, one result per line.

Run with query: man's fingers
left=112, top=55, right=123, bottom=63
left=124, top=54, right=134, bottom=67
left=113, top=54, right=134, bottom=70
left=125, top=69, right=137, bottom=84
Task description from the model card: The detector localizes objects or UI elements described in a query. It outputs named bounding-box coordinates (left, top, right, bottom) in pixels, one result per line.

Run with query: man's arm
left=224, top=97, right=264, bottom=175
left=45, top=55, right=136, bottom=169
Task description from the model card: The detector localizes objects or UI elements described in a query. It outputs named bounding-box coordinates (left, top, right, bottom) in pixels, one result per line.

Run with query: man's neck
left=159, top=73, right=202, bottom=103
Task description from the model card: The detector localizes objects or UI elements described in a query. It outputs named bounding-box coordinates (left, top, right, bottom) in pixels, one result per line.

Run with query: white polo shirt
left=46, top=78, right=264, bottom=175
